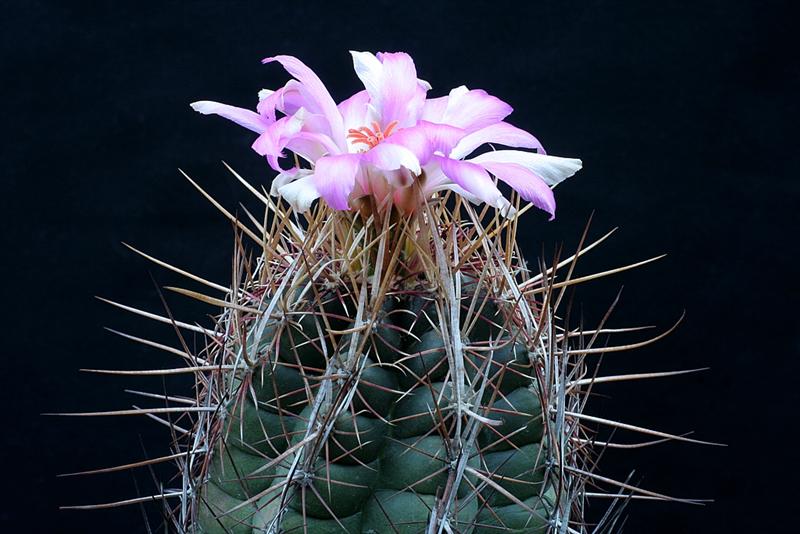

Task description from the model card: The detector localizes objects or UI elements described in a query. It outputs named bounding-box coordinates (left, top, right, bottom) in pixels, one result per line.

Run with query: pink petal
left=338, top=90, right=373, bottom=131
left=470, top=150, right=582, bottom=186
left=257, top=82, right=305, bottom=121
left=256, top=90, right=281, bottom=122
left=251, top=114, right=304, bottom=170
left=450, top=122, right=545, bottom=160
left=386, top=121, right=465, bottom=164
left=422, top=86, right=513, bottom=132
left=312, top=154, right=362, bottom=210
left=418, top=122, right=466, bottom=155
left=479, top=162, right=556, bottom=219
left=263, top=55, right=345, bottom=147
left=350, top=51, right=427, bottom=127
left=362, top=142, right=421, bottom=175
left=251, top=109, right=342, bottom=171
left=434, top=156, right=505, bottom=208
left=286, top=132, right=337, bottom=164
left=190, top=101, right=270, bottom=134
left=420, top=95, right=449, bottom=123
left=384, top=128, right=428, bottom=162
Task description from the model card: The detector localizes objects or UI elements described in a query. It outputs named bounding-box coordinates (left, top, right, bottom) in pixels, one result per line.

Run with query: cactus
left=189, top=197, right=564, bottom=534
left=63, top=51, right=714, bottom=532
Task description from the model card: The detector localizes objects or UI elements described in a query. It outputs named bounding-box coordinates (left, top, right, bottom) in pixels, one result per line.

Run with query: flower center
left=347, top=120, right=399, bottom=149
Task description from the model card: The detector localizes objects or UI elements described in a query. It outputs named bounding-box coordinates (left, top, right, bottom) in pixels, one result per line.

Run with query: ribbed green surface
left=197, top=290, right=551, bottom=533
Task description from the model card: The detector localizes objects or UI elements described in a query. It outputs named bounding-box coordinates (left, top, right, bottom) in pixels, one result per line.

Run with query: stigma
left=347, top=120, right=399, bottom=149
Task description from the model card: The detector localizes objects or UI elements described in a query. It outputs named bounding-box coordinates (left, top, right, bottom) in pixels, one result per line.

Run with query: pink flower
left=191, top=52, right=581, bottom=218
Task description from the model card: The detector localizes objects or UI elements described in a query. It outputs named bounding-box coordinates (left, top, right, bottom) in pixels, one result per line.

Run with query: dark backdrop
left=2, top=1, right=796, bottom=532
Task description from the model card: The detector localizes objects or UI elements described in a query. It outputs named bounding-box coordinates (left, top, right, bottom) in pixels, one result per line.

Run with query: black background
left=2, top=1, right=797, bottom=532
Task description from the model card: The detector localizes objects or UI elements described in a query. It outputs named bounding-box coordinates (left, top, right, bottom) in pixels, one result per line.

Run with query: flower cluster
left=191, top=51, right=581, bottom=218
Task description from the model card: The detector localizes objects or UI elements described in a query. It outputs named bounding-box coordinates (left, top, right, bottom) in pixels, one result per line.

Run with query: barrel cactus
left=190, top=199, right=562, bottom=534
left=66, top=51, right=713, bottom=533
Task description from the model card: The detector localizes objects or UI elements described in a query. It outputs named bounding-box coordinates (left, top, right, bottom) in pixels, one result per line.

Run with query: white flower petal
left=350, top=51, right=384, bottom=103
left=276, top=173, right=321, bottom=212
left=190, top=101, right=269, bottom=134
left=470, top=150, right=582, bottom=186
left=269, top=168, right=312, bottom=197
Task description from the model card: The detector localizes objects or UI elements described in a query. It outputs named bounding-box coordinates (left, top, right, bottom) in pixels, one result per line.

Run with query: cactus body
left=197, top=275, right=552, bottom=533
left=128, top=180, right=585, bottom=534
